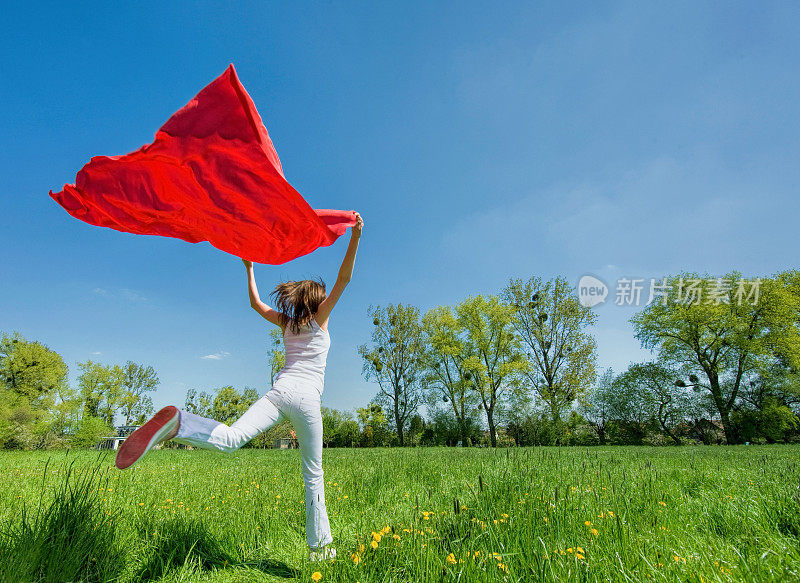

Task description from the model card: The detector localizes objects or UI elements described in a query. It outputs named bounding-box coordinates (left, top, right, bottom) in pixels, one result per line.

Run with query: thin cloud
left=201, top=351, right=231, bottom=360
left=119, top=288, right=147, bottom=302
left=91, top=287, right=147, bottom=302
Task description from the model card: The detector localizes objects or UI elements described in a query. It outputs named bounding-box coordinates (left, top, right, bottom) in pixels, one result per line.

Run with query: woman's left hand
left=352, top=212, right=363, bottom=238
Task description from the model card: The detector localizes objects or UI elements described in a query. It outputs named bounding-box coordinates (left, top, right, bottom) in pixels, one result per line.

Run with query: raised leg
left=174, top=395, right=283, bottom=453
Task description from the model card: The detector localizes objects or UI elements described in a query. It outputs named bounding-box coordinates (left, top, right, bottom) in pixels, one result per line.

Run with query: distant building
left=273, top=429, right=298, bottom=449
left=116, top=425, right=140, bottom=437
left=273, top=438, right=298, bottom=449
left=95, top=425, right=140, bottom=450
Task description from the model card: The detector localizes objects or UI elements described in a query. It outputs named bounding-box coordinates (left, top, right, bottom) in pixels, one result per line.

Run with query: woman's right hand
left=352, top=212, right=363, bottom=238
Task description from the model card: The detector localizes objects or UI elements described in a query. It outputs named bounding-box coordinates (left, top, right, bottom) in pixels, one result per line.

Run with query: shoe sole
left=115, top=406, right=179, bottom=470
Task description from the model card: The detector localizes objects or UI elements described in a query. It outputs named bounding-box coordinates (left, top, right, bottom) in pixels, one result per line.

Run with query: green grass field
left=1, top=446, right=799, bottom=582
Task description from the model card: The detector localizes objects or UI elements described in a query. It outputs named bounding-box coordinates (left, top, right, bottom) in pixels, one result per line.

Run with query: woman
left=115, top=212, right=363, bottom=561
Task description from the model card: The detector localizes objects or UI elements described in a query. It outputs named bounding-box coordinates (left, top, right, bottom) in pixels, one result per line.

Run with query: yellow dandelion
left=577, top=547, right=584, bottom=553
left=447, top=553, right=457, bottom=565
left=311, top=572, right=322, bottom=582
left=543, top=517, right=548, bottom=523
left=393, top=534, right=400, bottom=540
left=584, top=520, right=592, bottom=526
left=591, top=528, right=599, bottom=536
left=351, top=553, right=361, bottom=564
left=370, top=540, right=378, bottom=550
left=576, top=553, right=585, bottom=560
left=658, top=501, right=666, bottom=507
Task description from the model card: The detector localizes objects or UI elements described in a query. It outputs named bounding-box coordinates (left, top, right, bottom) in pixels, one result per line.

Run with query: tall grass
left=0, top=456, right=122, bottom=582
left=0, top=446, right=799, bottom=581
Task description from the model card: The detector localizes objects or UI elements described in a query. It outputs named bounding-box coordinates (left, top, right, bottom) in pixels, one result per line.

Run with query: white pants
left=173, top=378, right=332, bottom=549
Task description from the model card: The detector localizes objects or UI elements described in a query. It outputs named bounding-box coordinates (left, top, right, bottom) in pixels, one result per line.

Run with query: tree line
left=356, top=272, right=800, bottom=446
left=0, top=332, right=158, bottom=449
left=3, top=270, right=799, bottom=449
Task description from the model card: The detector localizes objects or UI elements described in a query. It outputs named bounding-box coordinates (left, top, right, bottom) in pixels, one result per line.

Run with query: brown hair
left=270, top=278, right=327, bottom=334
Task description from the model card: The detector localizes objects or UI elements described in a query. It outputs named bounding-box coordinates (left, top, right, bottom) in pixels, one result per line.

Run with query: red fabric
left=50, top=64, right=356, bottom=264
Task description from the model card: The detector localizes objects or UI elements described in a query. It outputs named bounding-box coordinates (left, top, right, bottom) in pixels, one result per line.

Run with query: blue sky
left=1, top=1, right=798, bottom=416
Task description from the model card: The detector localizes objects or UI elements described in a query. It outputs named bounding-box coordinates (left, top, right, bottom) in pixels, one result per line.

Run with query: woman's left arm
left=242, top=259, right=284, bottom=328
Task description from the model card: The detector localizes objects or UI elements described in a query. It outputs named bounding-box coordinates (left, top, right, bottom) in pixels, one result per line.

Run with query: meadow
left=1, top=446, right=799, bottom=582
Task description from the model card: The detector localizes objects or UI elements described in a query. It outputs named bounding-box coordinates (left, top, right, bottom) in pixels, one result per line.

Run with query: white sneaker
left=309, top=546, right=337, bottom=561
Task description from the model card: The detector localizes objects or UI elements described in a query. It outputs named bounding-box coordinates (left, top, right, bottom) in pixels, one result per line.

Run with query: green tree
left=267, top=329, right=285, bottom=387
left=333, top=419, right=360, bottom=447
left=0, top=332, right=70, bottom=449
left=457, top=295, right=527, bottom=447
left=421, top=306, right=481, bottom=446
left=581, top=368, right=616, bottom=445
left=623, top=362, right=688, bottom=444
left=407, top=413, right=425, bottom=446
left=607, top=369, right=656, bottom=444
left=503, top=277, right=597, bottom=442
left=0, top=332, right=69, bottom=402
left=119, top=361, right=159, bottom=425
left=211, top=386, right=249, bottom=424
left=322, top=406, right=345, bottom=447
left=632, top=272, right=800, bottom=444
left=185, top=388, right=213, bottom=417
left=48, top=382, right=83, bottom=443
left=742, top=358, right=800, bottom=410
left=359, top=304, right=424, bottom=446
left=77, top=361, right=124, bottom=428
left=71, top=415, right=114, bottom=448
left=357, top=403, right=389, bottom=447
left=241, top=387, right=259, bottom=409
left=758, top=397, right=799, bottom=443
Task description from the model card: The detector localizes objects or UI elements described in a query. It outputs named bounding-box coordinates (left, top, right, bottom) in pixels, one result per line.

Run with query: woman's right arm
left=315, top=212, right=363, bottom=327
left=242, top=259, right=284, bottom=329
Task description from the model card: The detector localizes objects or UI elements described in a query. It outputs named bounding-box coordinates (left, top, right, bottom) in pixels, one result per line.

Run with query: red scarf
left=50, top=64, right=356, bottom=264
